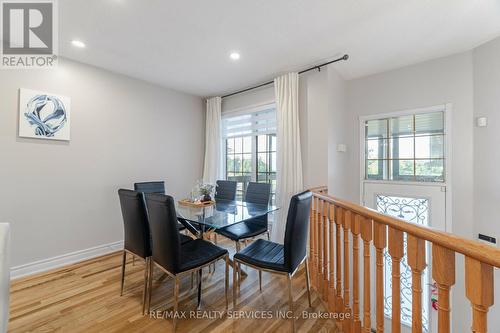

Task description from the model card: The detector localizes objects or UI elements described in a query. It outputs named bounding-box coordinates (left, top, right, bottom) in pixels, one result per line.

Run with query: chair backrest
left=0, top=223, right=10, bottom=333
left=245, top=182, right=271, bottom=205
left=134, top=181, right=165, bottom=194
left=215, top=180, right=237, bottom=201
left=118, top=189, right=151, bottom=259
left=283, top=191, right=312, bottom=273
left=144, top=193, right=181, bottom=274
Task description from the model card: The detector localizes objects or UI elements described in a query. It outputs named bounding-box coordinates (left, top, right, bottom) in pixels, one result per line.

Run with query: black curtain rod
left=221, top=54, right=349, bottom=99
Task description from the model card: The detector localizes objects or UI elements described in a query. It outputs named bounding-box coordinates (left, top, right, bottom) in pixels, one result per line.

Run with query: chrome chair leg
left=232, top=259, right=238, bottom=309
left=120, top=251, right=126, bottom=296
left=147, top=258, right=153, bottom=314
left=266, top=231, right=270, bottom=240
left=235, top=241, right=241, bottom=281
left=142, top=257, right=150, bottom=315
left=197, top=269, right=202, bottom=309
left=305, top=259, right=312, bottom=307
left=287, top=274, right=295, bottom=332
left=173, top=276, right=180, bottom=332
left=237, top=262, right=241, bottom=285
left=209, top=234, right=217, bottom=274
left=259, top=270, right=262, bottom=291
left=225, top=256, right=229, bottom=312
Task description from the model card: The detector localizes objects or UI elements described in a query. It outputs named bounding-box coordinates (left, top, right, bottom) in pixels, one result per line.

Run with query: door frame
left=358, top=103, right=453, bottom=232
left=363, top=183, right=443, bottom=332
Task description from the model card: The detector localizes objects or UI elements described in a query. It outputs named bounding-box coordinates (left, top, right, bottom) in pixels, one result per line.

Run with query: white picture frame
left=18, top=88, right=71, bottom=141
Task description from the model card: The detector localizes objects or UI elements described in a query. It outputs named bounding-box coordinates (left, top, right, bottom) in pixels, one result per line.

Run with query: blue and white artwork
left=19, top=89, right=71, bottom=141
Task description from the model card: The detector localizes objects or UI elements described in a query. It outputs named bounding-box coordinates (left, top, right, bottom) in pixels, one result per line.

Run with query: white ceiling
left=59, top=0, right=500, bottom=97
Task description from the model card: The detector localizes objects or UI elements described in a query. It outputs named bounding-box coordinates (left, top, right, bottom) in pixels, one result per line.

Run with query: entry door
left=364, top=182, right=445, bottom=333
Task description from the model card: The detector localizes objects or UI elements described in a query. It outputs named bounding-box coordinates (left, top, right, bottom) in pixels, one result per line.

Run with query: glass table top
left=176, top=199, right=278, bottom=229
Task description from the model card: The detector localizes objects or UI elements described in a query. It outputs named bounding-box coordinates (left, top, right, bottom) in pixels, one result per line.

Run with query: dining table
left=176, top=198, right=279, bottom=276
left=176, top=199, right=278, bottom=236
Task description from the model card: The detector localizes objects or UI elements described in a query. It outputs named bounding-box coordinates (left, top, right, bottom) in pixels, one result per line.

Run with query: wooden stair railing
left=308, top=186, right=500, bottom=333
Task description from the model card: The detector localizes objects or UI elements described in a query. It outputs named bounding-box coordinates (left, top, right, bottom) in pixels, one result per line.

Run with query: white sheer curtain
left=202, top=97, right=222, bottom=185
left=272, top=73, right=303, bottom=242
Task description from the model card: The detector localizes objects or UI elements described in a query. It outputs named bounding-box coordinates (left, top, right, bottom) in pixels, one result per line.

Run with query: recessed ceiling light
left=229, top=52, right=240, bottom=60
left=71, top=40, right=86, bottom=48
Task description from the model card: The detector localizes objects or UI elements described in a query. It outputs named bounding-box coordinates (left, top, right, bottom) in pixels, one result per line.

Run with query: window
left=225, top=136, right=253, bottom=200
left=223, top=105, right=276, bottom=203
left=365, top=111, right=445, bottom=182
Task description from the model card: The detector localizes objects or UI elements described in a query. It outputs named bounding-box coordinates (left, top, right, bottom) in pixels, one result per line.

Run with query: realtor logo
left=1, top=0, right=58, bottom=68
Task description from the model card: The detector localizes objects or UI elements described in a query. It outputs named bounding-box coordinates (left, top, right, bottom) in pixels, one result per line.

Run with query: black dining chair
left=134, top=181, right=166, bottom=194
left=118, top=189, right=193, bottom=314
left=134, top=181, right=198, bottom=237
left=117, top=189, right=153, bottom=314
left=232, top=190, right=312, bottom=332
left=199, top=180, right=237, bottom=246
left=144, top=193, right=230, bottom=331
left=215, top=182, right=271, bottom=250
left=214, top=180, right=237, bottom=201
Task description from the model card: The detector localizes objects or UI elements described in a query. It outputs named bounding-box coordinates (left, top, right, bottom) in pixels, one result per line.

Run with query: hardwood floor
left=9, top=240, right=338, bottom=332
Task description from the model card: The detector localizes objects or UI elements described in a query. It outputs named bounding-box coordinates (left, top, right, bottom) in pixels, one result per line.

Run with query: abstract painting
left=18, top=88, right=71, bottom=141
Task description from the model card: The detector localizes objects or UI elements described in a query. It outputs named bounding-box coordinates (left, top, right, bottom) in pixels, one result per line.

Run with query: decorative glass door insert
left=377, top=195, right=430, bottom=331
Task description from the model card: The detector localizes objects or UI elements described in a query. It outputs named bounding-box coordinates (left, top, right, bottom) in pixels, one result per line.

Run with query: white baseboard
left=10, top=240, right=124, bottom=280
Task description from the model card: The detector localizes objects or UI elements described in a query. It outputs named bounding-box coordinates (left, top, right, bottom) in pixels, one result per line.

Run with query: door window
left=365, top=112, right=445, bottom=182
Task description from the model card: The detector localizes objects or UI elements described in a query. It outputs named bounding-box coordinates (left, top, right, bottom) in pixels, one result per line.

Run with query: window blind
left=364, top=110, right=445, bottom=182
left=222, top=105, right=276, bottom=138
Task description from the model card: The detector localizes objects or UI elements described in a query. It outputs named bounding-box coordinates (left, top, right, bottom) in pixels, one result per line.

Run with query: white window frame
left=221, top=101, right=277, bottom=199
left=359, top=103, right=453, bottom=232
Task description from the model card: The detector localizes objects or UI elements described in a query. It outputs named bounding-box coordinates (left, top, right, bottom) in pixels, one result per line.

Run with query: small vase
left=201, top=194, right=212, bottom=202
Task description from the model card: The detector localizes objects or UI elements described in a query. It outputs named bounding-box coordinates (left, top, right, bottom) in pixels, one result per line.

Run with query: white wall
left=327, top=66, right=350, bottom=199
left=296, top=65, right=349, bottom=197
left=0, top=58, right=204, bottom=269
left=342, top=52, right=475, bottom=331
left=472, top=36, right=500, bottom=331
left=345, top=52, right=474, bottom=237
left=473, top=37, right=500, bottom=246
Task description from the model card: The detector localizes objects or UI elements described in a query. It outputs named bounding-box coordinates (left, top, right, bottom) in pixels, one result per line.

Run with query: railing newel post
left=388, top=227, right=404, bottom=333
left=314, top=196, right=320, bottom=290
left=329, top=203, right=336, bottom=312
left=373, top=221, right=387, bottom=333
left=323, top=200, right=329, bottom=302
left=335, top=206, right=343, bottom=324
left=343, top=209, right=353, bottom=332
left=407, top=234, right=427, bottom=333
left=317, top=199, right=324, bottom=296
left=352, top=214, right=362, bottom=333
left=465, top=256, right=494, bottom=333
left=360, top=217, right=373, bottom=333
left=432, top=244, right=455, bottom=333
